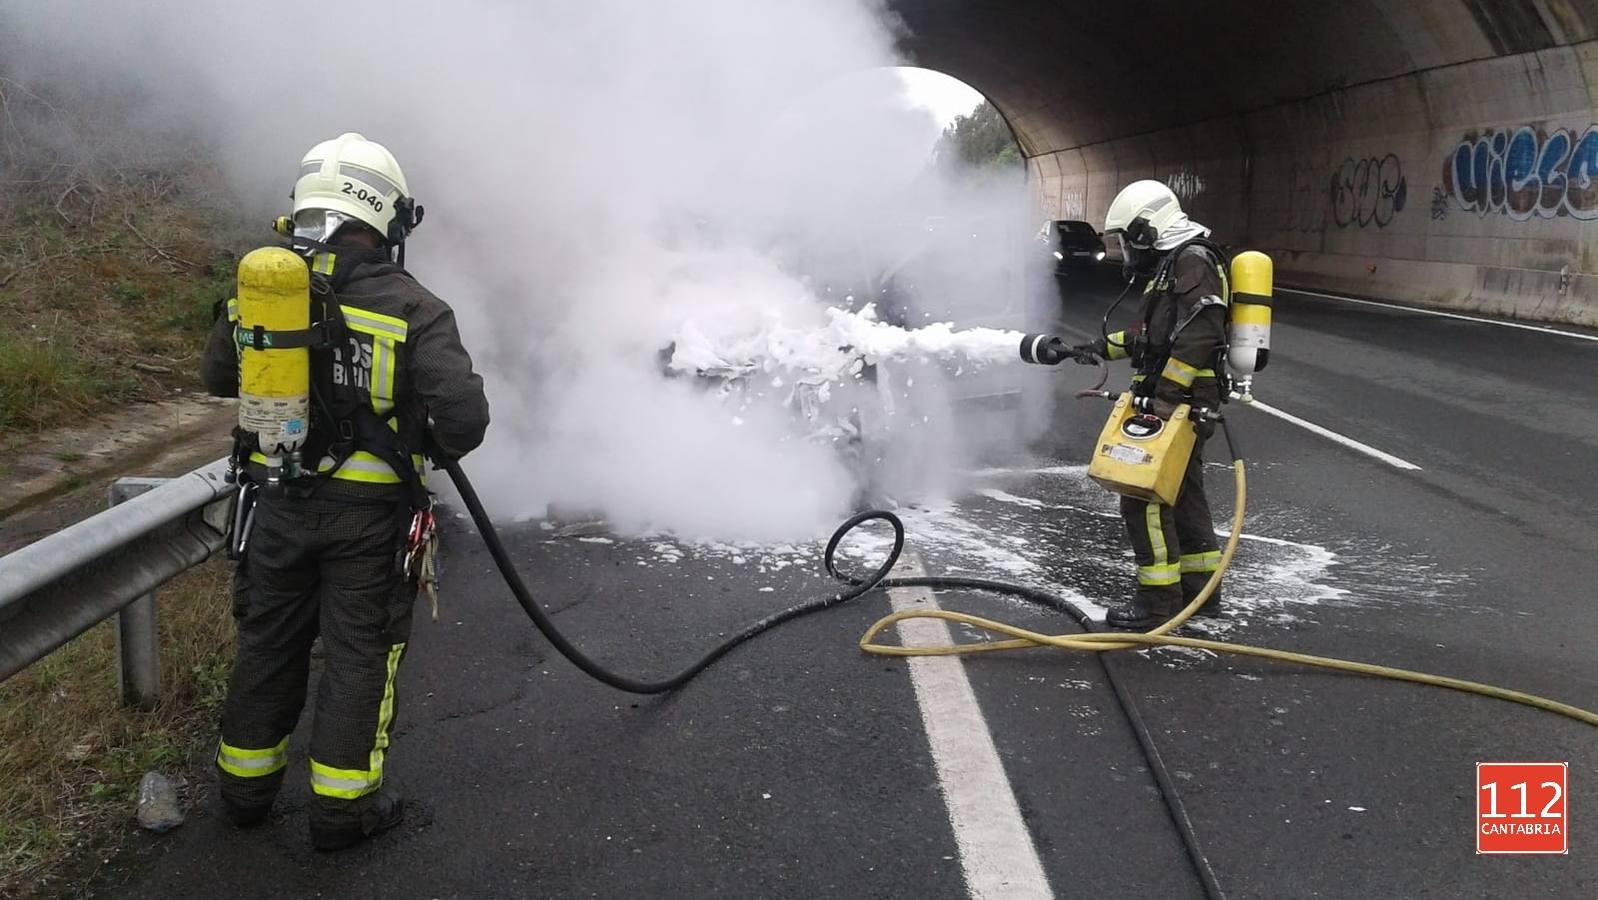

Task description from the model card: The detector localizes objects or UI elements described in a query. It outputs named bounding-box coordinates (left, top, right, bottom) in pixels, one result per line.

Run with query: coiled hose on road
left=446, top=460, right=904, bottom=694
left=444, top=446, right=1595, bottom=900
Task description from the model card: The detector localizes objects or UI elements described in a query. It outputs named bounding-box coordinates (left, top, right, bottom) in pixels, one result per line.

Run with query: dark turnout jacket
left=1098, top=243, right=1229, bottom=411
left=202, top=258, right=490, bottom=496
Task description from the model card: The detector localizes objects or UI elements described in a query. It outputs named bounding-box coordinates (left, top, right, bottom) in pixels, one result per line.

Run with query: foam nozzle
left=1019, top=333, right=1069, bottom=366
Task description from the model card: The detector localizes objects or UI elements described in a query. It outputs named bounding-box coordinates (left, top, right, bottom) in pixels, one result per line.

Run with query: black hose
left=447, top=461, right=903, bottom=694
left=446, top=460, right=1224, bottom=899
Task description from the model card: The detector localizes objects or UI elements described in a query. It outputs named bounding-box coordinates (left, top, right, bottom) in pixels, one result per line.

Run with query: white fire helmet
left=291, top=133, right=416, bottom=246
left=1102, top=180, right=1183, bottom=250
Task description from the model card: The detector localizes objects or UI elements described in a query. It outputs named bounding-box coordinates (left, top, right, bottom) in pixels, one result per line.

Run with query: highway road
left=89, top=265, right=1598, bottom=899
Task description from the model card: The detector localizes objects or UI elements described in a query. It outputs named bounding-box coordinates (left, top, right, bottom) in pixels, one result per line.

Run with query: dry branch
left=121, top=211, right=198, bottom=270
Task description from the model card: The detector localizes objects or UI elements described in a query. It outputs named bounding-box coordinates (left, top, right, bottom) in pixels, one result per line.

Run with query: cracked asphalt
left=86, top=267, right=1597, bottom=899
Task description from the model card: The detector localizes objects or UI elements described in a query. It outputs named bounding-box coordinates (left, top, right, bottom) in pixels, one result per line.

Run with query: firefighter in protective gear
left=1072, top=180, right=1228, bottom=628
left=200, top=133, right=490, bottom=850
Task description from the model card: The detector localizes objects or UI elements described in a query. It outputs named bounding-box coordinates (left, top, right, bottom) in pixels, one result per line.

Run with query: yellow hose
left=860, top=461, right=1598, bottom=728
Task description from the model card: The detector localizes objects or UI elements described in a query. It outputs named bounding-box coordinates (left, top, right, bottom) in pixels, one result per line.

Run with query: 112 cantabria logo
left=1477, top=762, right=1568, bottom=855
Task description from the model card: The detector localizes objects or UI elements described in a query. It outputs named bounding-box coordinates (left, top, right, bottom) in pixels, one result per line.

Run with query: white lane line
left=888, top=554, right=1054, bottom=900
left=1279, top=287, right=1598, bottom=343
left=1245, top=400, right=1423, bottom=471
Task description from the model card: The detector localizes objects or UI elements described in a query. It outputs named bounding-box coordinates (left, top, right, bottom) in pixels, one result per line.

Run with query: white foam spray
left=668, top=304, right=1024, bottom=378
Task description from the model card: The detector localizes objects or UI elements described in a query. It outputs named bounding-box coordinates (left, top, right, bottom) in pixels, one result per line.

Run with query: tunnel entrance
left=885, top=0, right=1598, bottom=326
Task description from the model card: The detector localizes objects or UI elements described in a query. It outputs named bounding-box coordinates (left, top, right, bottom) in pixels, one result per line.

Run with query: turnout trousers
left=1119, top=430, right=1223, bottom=611
left=216, top=490, right=416, bottom=827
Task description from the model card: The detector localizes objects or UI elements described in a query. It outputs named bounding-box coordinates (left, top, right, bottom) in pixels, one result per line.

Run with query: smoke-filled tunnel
left=888, top=0, right=1598, bottom=326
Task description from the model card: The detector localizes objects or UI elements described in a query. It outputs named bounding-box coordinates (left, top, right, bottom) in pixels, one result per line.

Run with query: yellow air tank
left=236, top=247, right=311, bottom=480
left=1227, top=251, right=1273, bottom=401
left=1087, top=393, right=1197, bottom=506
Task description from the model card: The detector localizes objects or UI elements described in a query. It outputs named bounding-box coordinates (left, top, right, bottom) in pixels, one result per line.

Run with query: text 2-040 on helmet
left=288, top=132, right=423, bottom=253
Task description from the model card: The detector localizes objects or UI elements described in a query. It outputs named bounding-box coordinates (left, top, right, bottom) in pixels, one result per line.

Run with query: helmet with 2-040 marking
left=291, top=132, right=420, bottom=248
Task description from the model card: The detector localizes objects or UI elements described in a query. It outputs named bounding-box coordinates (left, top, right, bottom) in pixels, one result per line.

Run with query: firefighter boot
left=1105, top=592, right=1183, bottom=629
left=223, top=799, right=272, bottom=827
left=310, top=785, right=406, bottom=852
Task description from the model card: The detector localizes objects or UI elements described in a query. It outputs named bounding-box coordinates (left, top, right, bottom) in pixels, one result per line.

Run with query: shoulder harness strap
left=307, top=277, right=429, bottom=510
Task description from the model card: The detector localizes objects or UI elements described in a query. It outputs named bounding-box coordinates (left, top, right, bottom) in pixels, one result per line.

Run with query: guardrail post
left=110, top=478, right=169, bottom=710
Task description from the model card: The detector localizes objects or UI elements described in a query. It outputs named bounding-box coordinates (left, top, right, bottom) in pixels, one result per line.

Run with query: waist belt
left=247, top=450, right=427, bottom=486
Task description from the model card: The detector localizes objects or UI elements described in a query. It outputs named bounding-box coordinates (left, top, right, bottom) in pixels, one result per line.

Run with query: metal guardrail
left=0, top=458, right=236, bottom=708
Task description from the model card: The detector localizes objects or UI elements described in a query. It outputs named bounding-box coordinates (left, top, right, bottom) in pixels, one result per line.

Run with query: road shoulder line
left=1245, top=400, right=1422, bottom=471
left=887, top=554, right=1055, bottom=900
left=1278, top=288, right=1598, bottom=343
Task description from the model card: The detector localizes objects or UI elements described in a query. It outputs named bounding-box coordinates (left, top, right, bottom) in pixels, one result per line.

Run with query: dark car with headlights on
left=1042, top=219, right=1106, bottom=272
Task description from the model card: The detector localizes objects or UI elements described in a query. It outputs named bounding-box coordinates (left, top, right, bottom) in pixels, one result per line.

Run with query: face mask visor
left=290, top=208, right=362, bottom=257
left=1116, top=233, right=1160, bottom=276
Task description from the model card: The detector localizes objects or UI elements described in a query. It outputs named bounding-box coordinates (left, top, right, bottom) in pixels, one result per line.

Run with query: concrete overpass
left=889, top=0, right=1598, bottom=326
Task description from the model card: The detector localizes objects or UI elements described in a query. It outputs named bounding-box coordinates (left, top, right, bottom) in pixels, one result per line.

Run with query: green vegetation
left=0, top=562, right=236, bottom=900
left=935, top=100, right=1022, bottom=171
left=0, top=331, right=125, bottom=432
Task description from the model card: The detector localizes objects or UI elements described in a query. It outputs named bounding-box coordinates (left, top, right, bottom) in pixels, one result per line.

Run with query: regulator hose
left=1100, top=270, right=1139, bottom=353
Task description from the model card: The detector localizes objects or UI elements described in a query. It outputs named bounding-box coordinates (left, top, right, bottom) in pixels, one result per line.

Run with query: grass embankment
left=0, top=77, right=246, bottom=442
left=0, top=175, right=237, bottom=438
left=0, top=562, right=236, bottom=900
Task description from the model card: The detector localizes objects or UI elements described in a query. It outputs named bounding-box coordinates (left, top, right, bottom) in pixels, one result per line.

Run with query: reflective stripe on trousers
left=309, top=642, right=405, bottom=800
left=1138, top=563, right=1181, bottom=586
left=1139, top=504, right=1180, bottom=586
left=1180, top=550, right=1222, bottom=574
left=217, top=736, right=289, bottom=778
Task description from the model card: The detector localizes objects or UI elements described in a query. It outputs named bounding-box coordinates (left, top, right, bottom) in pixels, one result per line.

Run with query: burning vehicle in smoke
left=661, top=328, right=887, bottom=504
left=660, top=210, right=1053, bottom=505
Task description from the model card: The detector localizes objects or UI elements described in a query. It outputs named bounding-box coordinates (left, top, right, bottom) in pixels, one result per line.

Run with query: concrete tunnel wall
left=889, top=0, right=1598, bottom=326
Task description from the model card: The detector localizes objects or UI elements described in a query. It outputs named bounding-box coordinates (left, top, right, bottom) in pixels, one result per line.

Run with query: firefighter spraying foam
left=1020, top=180, right=1273, bottom=629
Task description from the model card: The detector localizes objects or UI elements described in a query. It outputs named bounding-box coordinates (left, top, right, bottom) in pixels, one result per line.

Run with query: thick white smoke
left=1, top=1, right=1047, bottom=540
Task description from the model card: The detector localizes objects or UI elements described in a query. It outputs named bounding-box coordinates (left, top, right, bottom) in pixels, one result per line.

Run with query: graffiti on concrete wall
left=1274, top=160, right=1324, bottom=234
left=1166, top=170, right=1205, bottom=202
left=1446, top=126, right=1598, bottom=219
left=1331, top=154, right=1407, bottom=228
left=1059, top=187, right=1085, bottom=220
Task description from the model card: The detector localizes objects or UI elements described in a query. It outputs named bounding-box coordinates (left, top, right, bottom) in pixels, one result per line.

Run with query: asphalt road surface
left=88, top=266, right=1597, bottom=899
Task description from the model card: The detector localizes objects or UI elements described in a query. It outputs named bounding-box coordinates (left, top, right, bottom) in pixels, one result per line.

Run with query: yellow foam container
left=1087, top=392, right=1196, bottom=506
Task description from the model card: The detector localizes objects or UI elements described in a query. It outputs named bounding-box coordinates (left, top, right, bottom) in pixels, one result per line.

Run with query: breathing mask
left=272, top=208, right=390, bottom=287
left=1116, top=216, right=1161, bottom=277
